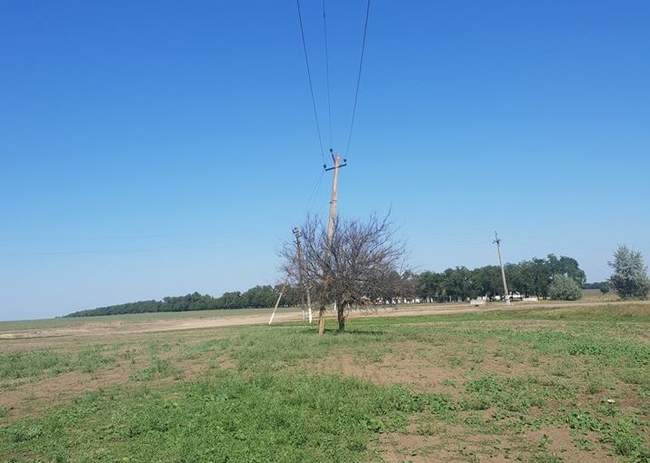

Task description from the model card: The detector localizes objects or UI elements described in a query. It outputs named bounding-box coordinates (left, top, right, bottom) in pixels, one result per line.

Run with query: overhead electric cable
left=304, top=169, right=326, bottom=214
left=296, top=0, right=326, bottom=164
left=322, top=0, right=333, bottom=149
left=344, top=0, right=371, bottom=157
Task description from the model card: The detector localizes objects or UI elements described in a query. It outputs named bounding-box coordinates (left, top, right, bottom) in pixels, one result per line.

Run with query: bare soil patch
left=0, top=343, right=233, bottom=423
left=525, top=427, right=616, bottom=462
left=3, top=300, right=648, bottom=341
left=377, top=421, right=508, bottom=463
left=311, top=342, right=465, bottom=396
left=310, top=337, right=557, bottom=399
left=377, top=422, right=619, bottom=462
left=1, top=364, right=134, bottom=422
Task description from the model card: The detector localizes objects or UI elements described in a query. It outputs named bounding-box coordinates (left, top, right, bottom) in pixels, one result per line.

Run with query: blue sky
left=1, top=1, right=649, bottom=321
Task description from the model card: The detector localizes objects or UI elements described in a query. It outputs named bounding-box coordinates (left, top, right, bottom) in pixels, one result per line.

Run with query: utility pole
left=293, top=226, right=312, bottom=324
left=325, top=150, right=347, bottom=243
left=493, top=231, right=510, bottom=305
left=319, top=149, right=347, bottom=335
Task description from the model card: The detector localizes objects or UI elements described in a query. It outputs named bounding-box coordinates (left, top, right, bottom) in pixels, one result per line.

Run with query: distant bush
left=549, top=274, right=583, bottom=301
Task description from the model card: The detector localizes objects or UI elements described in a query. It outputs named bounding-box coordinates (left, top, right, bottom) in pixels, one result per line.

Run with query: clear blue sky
left=1, top=1, right=649, bottom=321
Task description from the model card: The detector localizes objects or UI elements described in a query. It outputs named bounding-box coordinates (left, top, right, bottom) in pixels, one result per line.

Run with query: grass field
left=1, top=302, right=648, bottom=462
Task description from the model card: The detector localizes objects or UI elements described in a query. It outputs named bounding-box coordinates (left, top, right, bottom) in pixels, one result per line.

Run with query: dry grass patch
left=311, top=343, right=465, bottom=395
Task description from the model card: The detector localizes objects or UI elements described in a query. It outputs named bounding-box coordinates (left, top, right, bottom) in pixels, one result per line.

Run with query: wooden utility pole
left=319, top=149, right=347, bottom=335
left=493, top=231, right=510, bottom=305
left=293, top=227, right=312, bottom=324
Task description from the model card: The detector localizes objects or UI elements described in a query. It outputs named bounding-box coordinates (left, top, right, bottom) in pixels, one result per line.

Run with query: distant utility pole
left=293, top=226, right=312, bottom=324
left=319, top=149, right=347, bottom=335
left=493, top=231, right=510, bottom=305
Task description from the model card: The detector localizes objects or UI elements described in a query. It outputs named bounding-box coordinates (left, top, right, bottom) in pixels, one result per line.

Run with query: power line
left=344, top=0, right=371, bottom=157
left=296, top=0, right=325, bottom=164
left=303, top=168, right=325, bottom=214
left=322, top=0, right=333, bottom=149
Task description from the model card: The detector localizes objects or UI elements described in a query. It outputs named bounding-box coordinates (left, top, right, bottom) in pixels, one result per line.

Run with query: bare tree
left=282, top=214, right=405, bottom=334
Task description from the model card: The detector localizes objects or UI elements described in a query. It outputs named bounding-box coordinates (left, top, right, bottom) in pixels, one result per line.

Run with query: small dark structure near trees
left=282, top=214, right=405, bottom=334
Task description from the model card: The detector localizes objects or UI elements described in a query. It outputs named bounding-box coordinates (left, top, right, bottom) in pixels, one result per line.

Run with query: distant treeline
left=583, top=281, right=609, bottom=291
left=67, top=254, right=586, bottom=317
left=409, top=255, right=585, bottom=302
left=65, top=285, right=300, bottom=317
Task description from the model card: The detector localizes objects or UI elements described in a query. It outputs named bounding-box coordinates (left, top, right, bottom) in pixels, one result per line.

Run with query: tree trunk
left=337, top=301, right=346, bottom=332
left=318, top=306, right=326, bottom=336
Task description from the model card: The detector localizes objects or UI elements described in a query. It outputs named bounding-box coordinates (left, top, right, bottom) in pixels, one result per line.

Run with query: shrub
left=548, top=274, right=582, bottom=300
left=608, top=245, right=650, bottom=299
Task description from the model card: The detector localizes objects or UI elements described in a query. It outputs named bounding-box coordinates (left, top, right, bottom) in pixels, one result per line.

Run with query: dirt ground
left=2, top=299, right=646, bottom=341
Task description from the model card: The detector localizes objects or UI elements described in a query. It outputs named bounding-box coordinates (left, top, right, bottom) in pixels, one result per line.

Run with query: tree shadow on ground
left=326, top=328, right=386, bottom=336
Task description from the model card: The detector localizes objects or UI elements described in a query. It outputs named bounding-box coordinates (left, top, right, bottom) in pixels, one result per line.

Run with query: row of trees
left=67, top=257, right=587, bottom=319
left=68, top=251, right=585, bottom=318
left=370, top=246, right=649, bottom=303
left=66, top=285, right=299, bottom=317
left=67, top=216, right=647, bottom=323
left=386, top=255, right=586, bottom=303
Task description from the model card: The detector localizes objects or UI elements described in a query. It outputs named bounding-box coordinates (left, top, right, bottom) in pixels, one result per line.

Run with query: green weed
left=1, top=372, right=439, bottom=462
left=77, top=346, right=114, bottom=374
left=566, top=410, right=601, bottom=432
left=602, top=419, right=644, bottom=457
left=0, top=351, right=69, bottom=379
left=463, top=375, right=548, bottom=413
left=130, top=356, right=179, bottom=382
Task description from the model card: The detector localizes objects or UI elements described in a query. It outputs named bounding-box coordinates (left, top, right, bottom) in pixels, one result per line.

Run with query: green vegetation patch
left=461, top=375, right=557, bottom=414
left=0, top=347, right=116, bottom=381
left=602, top=418, right=647, bottom=458
left=0, top=351, right=70, bottom=380
left=129, top=357, right=180, bottom=382
left=130, top=345, right=181, bottom=382
left=1, top=303, right=648, bottom=461
left=0, top=371, right=450, bottom=463
left=498, top=328, right=650, bottom=365
left=77, top=346, right=116, bottom=374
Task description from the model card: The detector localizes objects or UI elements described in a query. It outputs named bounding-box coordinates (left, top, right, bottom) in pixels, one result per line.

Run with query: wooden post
left=268, top=284, right=285, bottom=325
left=321, top=150, right=346, bottom=335
left=306, top=283, right=313, bottom=324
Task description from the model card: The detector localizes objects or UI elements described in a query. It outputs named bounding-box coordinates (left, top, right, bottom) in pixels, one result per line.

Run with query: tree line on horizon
left=66, top=253, right=589, bottom=317
left=403, top=254, right=586, bottom=303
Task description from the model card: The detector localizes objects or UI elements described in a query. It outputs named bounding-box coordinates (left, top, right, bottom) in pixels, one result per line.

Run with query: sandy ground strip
left=1, top=300, right=648, bottom=341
